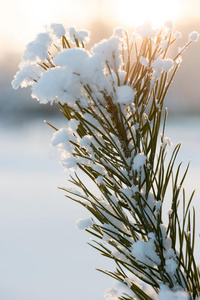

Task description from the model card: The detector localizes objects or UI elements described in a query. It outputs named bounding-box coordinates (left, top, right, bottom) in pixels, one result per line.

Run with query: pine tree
left=12, top=23, right=199, bottom=299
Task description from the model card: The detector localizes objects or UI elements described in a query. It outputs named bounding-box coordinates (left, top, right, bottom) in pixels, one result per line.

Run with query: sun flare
left=116, top=0, right=180, bottom=28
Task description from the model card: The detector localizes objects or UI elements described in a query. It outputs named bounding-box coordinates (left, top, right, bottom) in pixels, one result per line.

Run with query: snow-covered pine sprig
left=12, top=23, right=199, bottom=299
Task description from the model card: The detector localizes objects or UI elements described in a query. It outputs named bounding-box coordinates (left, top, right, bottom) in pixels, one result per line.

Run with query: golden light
left=0, top=0, right=89, bottom=54
left=116, top=0, right=180, bottom=28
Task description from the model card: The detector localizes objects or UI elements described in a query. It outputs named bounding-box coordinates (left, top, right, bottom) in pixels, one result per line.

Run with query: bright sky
left=117, top=0, right=181, bottom=28
left=1, top=0, right=199, bottom=57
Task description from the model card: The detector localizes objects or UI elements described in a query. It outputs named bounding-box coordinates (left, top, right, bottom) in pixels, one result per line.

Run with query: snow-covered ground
left=0, top=115, right=200, bottom=300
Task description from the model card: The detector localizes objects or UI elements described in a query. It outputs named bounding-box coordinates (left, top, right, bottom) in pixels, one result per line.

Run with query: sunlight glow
left=0, top=0, right=89, bottom=53
left=116, top=0, right=180, bottom=28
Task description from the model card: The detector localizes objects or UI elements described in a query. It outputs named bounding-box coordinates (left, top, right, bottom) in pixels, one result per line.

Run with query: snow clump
left=188, top=31, right=199, bottom=42
left=76, top=218, right=93, bottom=230
left=68, top=27, right=90, bottom=43
left=22, top=32, right=53, bottom=63
left=133, top=153, right=146, bottom=171
left=104, top=288, right=118, bottom=300
left=12, top=63, right=44, bottom=89
left=116, top=85, right=135, bottom=104
left=136, top=21, right=157, bottom=39
left=158, top=285, right=190, bottom=300
left=132, top=232, right=161, bottom=267
left=91, top=36, right=123, bottom=72
left=49, top=23, right=66, bottom=39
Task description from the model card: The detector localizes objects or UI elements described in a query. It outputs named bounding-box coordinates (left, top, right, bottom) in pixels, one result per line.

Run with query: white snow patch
left=54, top=48, right=90, bottom=73
left=136, top=22, right=157, bottom=39
left=12, top=63, right=44, bottom=89
left=188, top=31, right=199, bottom=42
left=104, top=288, right=118, bottom=300
left=174, top=31, right=182, bottom=39
left=158, top=285, right=189, bottom=300
left=92, top=36, right=123, bottom=71
left=81, top=55, right=106, bottom=89
left=132, top=233, right=160, bottom=267
left=164, top=258, right=178, bottom=274
left=22, top=32, right=52, bottom=62
left=133, top=153, right=146, bottom=171
left=116, top=85, right=135, bottom=104
left=50, top=23, right=66, bottom=38
left=152, top=59, right=174, bottom=80
left=32, top=67, right=73, bottom=104
left=76, top=218, right=93, bottom=230
left=68, top=27, right=91, bottom=43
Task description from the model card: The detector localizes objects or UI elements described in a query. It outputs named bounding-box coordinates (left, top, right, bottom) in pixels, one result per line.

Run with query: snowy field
left=0, top=115, right=200, bottom=300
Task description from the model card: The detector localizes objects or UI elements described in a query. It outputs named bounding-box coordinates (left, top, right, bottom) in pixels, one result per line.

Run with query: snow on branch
left=13, top=22, right=200, bottom=300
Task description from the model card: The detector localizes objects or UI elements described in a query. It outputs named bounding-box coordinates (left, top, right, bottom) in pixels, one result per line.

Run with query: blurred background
left=0, top=0, right=200, bottom=299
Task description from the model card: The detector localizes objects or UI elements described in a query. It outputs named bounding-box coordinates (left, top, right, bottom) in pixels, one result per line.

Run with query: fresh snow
left=136, top=22, right=157, bottom=39
left=12, top=63, right=44, bottom=89
left=22, top=32, right=53, bottom=62
left=54, top=48, right=90, bottom=71
left=76, top=218, right=93, bottom=230
left=158, top=285, right=190, bottom=300
left=91, top=35, right=123, bottom=72
left=132, top=233, right=161, bottom=267
left=116, top=85, right=135, bottom=104
left=188, top=31, right=199, bottom=42
left=104, top=288, right=118, bottom=300
left=32, top=67, right=73, bottom=104
left=49, top=23, right=66, bottom=39
left=68, top=27, right=90, bottom=44
left=132, top=153, right=146, bottom=171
